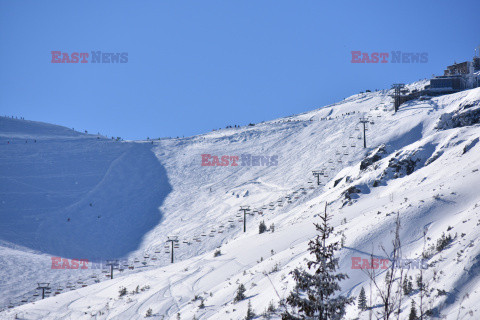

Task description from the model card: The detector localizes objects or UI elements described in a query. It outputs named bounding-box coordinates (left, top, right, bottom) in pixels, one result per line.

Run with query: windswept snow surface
left=1, top=85, right=480, bottom=319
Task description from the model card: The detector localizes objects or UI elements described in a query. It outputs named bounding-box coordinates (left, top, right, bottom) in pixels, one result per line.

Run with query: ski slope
left=1, top=84, right=480, bottom=319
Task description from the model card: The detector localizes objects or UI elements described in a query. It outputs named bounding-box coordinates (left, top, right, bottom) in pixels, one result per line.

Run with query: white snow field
left=1, top=83, right=480, bottom=319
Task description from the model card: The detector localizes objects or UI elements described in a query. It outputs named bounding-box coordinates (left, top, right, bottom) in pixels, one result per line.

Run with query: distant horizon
left=0, top=71, right=461, bottom=140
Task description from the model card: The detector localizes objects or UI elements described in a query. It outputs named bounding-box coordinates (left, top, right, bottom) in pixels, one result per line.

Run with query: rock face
left=437, top=101, right=480, bottom=130
left=360, top=144, right=387, bottom=171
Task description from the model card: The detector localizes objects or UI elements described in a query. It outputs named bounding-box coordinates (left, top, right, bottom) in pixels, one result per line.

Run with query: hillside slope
left=1, top=85, right=480, bottom=319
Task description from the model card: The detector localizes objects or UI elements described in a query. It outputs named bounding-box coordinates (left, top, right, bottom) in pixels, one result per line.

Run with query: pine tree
left=403, top=275, right=413, bottom=295
left=282, top=203, right=353, bottom=319
left=245, top=300, right=256, bottom=320
left=358, top=287, right=367, bottom=311
left=409, top=300, right=417, bottom=320
left=259, top=220, right=267, bottom=234
left=234, top=284, right=246, bottom=303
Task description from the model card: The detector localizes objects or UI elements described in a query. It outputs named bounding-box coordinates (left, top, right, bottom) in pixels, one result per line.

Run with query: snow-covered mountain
left=1, top=83, right=480, bottom=319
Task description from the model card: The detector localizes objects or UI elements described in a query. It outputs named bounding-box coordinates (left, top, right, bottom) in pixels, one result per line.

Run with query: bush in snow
left=118, top=286, right=127, bottom=297
left=145, top=308, right=152, bottom=317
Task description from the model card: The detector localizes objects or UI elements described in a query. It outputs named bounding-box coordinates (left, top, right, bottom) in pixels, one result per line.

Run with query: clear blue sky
left=1, top=0, right=478, bottom=140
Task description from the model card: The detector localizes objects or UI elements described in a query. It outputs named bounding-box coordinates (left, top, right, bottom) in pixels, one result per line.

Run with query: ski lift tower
left=312, top=170, right=323, bottom=185
left=359, top=117, right=374, bottom=148
left=239, top=206, right=251, bottom=232
left=37, top=283, right=50, bottom=299
left=105, top=260, right=119, bottom=279
left=166, top=236, right=180, bottom=263
left=391, top=83, right=405, bottom=113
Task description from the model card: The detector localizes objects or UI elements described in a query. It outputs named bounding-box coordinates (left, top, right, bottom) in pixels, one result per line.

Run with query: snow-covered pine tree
left=259, top=220, right=267, bottom=234
left=358, top=287, right=367, bottom=311
left=234, top=284, right=246, bottom=303
left=245, top=300, right=256, bottom=320
left=282, top=202, right=353, bottom=319
left=409, top=300, right=417, bottom=320
left=403, top=275, right=413, bottom=295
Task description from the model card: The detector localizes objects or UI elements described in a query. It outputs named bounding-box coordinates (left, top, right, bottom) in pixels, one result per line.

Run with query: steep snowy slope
left=1, top=85, right=480, bottom=319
